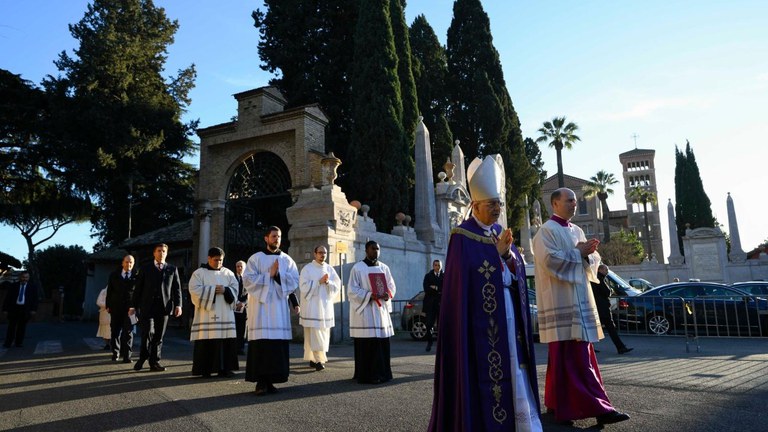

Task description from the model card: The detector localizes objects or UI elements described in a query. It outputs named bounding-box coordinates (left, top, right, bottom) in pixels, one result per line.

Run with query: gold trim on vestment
left=477, top=259, right=506, bottom=424
left=451, top=227, right=496, bottom=244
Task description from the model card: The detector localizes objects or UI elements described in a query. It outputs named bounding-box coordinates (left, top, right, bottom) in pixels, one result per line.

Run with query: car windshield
left=606, top=271, right=643, bottom=296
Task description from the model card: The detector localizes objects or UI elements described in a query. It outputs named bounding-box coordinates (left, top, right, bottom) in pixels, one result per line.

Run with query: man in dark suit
left=131, top=243, right=182, bottom=371
left=591, top=264, right=633, bottom=355
left=422, top=259, right=443, bottom=352
left=233, top=260, right=248, bottom=355
left=3, top=271, right=39, bottom=348
left=106, top=255, right=137, bottom=363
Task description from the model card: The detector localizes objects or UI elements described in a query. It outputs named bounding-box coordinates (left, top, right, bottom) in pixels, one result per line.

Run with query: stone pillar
left=413, top=118, right=441, bottom=243
left=666, top=199, right=684, bottom=265
left=198, top=202, right=212, bottom=264
left=451, top=142, right=466, bottom=187
left=520, top=195, right=534, bottom=264
left=726, top=192, right=747, bottom=263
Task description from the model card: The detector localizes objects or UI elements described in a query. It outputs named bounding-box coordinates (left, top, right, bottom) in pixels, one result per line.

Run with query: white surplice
left=243, top=251, right=299, bottom=340
left=532, top=219, right=602, bottom=343
left=188, top=266, right=238, bottom=341
left=348, top=261, right=396, bottom=338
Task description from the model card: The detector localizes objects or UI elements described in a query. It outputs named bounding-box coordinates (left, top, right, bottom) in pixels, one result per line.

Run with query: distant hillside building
left=539, top=147, right=663, bottom=262
left=619, top=148, right=664, bottom=261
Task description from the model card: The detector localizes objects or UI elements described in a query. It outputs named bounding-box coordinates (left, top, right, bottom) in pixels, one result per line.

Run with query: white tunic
left=96, top=287, right=110, bottom=338
left=243, top=251, right=299, bottom=340
left=348, top=260, right=396, bottom=338
left=299, top=260, right=341, bottom=329
left=188, top=266, right=238, bottom=341
left=532, top=219, right=603, bottom=343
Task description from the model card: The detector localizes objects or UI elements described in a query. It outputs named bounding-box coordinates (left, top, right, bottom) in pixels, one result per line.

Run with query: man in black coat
left=3, top=271, right=39, bottom=348
left=106, top=255, right=138, bottom=363
left=131, top=243, right=183, bottom=371
left=591, top=264, right=633, bottom=354
left=422, top=259, right=443, bottom=352
left=233, top=260, right=248, bottom=355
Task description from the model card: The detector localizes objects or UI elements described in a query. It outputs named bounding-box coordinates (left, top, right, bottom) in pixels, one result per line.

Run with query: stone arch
left=223, top=151, right=293, bottom=266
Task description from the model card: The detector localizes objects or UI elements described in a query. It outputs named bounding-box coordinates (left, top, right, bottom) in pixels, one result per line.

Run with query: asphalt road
left=2, top=321, right=768, bottom=431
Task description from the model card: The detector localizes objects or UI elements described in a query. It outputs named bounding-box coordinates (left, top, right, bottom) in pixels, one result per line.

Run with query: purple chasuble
left=428, top=218, right=540, bottom=431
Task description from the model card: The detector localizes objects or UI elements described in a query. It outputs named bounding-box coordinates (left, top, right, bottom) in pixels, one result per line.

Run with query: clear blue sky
left=2, top=1, right=766, bottom=264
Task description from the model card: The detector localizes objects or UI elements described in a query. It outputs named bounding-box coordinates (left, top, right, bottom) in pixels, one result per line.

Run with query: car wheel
left=647, top=313, right=671, bottom=335
left=409, top=317, right=429, bottom=341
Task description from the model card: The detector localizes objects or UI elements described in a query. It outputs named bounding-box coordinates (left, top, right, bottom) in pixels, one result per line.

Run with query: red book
left=368, top=272, right=389, bottom=307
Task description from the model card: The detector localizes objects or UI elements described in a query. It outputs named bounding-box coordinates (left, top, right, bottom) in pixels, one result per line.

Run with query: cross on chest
left=211, top=314, right=219, bottom=321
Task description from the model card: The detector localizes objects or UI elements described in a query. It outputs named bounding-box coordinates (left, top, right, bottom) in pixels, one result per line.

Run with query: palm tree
left=583, top=170, right=618, bottom=243
left=628, top=186, right=658, bottom=259
left=535, top=116, right=580, bottom=187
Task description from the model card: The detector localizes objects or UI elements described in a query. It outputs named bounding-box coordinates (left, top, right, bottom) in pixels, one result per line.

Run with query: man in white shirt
left=299, top=245, right=341, bottom=371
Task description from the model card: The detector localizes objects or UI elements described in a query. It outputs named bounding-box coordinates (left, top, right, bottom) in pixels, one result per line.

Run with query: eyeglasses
left=482, top=200, right=504, bottom=208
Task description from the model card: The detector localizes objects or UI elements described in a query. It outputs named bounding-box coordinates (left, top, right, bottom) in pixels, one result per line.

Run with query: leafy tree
left=346, top=0, right=412, bottom=231
left=629, top=186, right=658, bottom=259
left=29, top=245, right=88, bottom=315
left=409, top=14, right=453, bottom=177
left=599, top=229, right=644, bottom=265
left=673, top=141, right=715, bottom=254
left=583, top=170, right=618, bottom=243
left=0, top=69, right=92, bottom=280
left=535, top=116, right=580, bottom=188
left=44, top=0, right=197, bottom=249
left=252, top=0, right=357, bottom=166
left=445, top=0, right=536, bottom=230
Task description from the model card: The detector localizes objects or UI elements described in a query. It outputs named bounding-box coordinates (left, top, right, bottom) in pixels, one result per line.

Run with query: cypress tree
left=389, top=0, right=419, bottom=153
left=674, top=140, right=715, bottom=253
left=253, top=0, right=357, bottom=165
left=445, top=0, right=536, bottom=230
left=410, top=14, right=453, bottom=177
left=347, top=0, right=411, bottom=231
left=46, top=0, right=197, bottom=248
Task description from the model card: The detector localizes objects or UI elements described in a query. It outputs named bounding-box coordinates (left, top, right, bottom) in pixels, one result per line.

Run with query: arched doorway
left=224, top=151, right=292, bottom=267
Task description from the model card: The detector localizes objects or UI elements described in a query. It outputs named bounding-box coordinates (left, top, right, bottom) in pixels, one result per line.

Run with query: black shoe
left=594, top=349, right=601, bottom=353
left=122, top=358, right=133, bottom=364
left=111, top=355, right=118, bottom=362
left=134, top=360, right=145, bottom=371
left=426, top=343, right=432, bottom=352
left=254, top=385, right=267, bottom=396
left=219, top=371, right=235, bottom=378
left=618, top=347, right=634, bottom=355
left=596, top=411, right=630, bottom=425
left=309, top=361, right=317, bottom=368
left=149, top=363, right=167, bottom=372
left=315, top=362, right=325, bottom=371
left=15, top=344, right=22, bottom=348
left=103, top=344, right=111, bottom=350
left=267, top=384, right=279, bottom=394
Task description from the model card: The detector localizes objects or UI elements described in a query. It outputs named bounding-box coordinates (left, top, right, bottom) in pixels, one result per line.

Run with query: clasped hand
left=576, top=238, right=600, bottom=257
left=494, top=227, right=514, bottom=257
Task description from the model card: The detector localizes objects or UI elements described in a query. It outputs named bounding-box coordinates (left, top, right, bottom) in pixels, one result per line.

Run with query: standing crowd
left=90, top=226, right=397, bottom=396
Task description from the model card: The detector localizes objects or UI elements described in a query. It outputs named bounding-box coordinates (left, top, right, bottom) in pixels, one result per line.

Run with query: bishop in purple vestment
left=428, top=155, right=541, bottom=431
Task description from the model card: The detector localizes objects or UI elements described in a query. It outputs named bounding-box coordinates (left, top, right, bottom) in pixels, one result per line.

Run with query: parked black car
left=619, top=282, right=768, bottom=336
left=731, top=281, right=768, bottom=296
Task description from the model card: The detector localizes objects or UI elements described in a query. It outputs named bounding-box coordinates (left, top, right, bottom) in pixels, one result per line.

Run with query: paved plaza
left=1, top=321, right=767, bottom=431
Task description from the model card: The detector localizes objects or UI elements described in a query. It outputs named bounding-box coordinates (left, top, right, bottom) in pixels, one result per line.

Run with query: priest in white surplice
left=532, top=188, right=630, bottom=426
left=348, top=240, right=396, bottom=384
left=299, top=245, right=341, bottom=371
left=189, top=247, right=239, bottom=378
left=243, top=226, right=300, bottom=396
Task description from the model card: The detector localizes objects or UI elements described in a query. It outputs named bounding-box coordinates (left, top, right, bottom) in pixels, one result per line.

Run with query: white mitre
left=466, top=155, right=504, bottom=202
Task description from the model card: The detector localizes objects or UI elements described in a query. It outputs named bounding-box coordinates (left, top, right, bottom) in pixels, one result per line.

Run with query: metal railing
left=613, top=294, right=768, bottom=351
